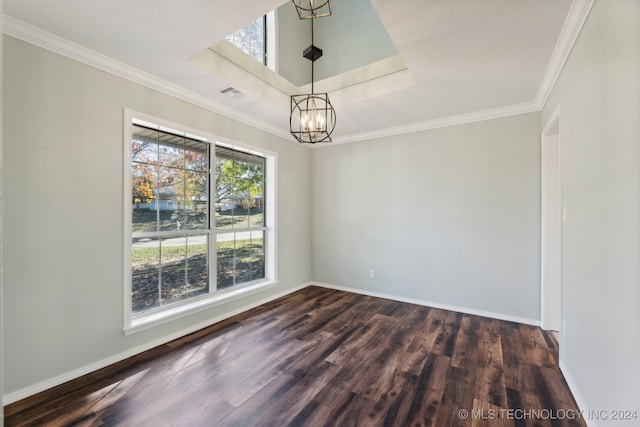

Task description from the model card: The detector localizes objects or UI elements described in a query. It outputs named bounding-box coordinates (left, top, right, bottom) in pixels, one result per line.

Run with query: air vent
left=219, top=86, right=244, bottom=98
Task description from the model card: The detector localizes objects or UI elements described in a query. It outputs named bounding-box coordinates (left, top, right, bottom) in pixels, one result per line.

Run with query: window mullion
left=133, top=229, right=210, bottom=239
left=158, top=240, right=163, bottom=306
left=215, top=226, right=265, bottom=235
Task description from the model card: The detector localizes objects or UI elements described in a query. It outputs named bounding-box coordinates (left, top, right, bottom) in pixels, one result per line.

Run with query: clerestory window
left=224, top=12, right=276, bottom=70
left=225, top=16, right=267, bottom=65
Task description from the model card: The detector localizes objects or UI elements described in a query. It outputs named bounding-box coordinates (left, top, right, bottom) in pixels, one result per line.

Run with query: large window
left=124, top=111, right=276, bottom=333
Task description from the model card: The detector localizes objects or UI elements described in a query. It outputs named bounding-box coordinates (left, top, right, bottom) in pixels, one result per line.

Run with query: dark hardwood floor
left=5, top=286, right=585, bottom=426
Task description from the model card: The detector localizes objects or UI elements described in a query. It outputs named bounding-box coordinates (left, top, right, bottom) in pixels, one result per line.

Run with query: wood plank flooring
left=4, top=286, right=586, bottom=426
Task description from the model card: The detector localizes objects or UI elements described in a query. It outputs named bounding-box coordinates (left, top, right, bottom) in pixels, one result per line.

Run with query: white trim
left=3, top=16, right=292, bottom=142
left=542, top=104, right=562, bottom=136
left=3, top=0, right=595, bottom=148
left=126, top=281, right=278, bottom=335
left=265, top=11, right=277, bottom=72
left=540, top=105, right=562, bottom=333
left=559, top=360, right=597, bottom=427
left=123, top=110, right=133, bottom=327
left=2, top=282, right=311, bottom=406
left=326, top=102, right=540, bottom=146
left=312, top=282, right=541, bottom=327
left=536, top=0, right=596, bottom=109
left=1, top=2, right=5, bottom=422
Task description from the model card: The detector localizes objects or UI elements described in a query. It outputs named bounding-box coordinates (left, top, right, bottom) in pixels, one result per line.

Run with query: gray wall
left=312, top=112, right=542, bottom=322
left=2, top=36, right=312, bottom=397
left=542, top=0, right=640, bottom=421
left=4, top=1, right=640, bottom=418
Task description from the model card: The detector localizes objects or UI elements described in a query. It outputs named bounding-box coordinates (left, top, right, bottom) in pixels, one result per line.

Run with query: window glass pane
left=132, top=163, right=158, bottom=232
left=159, top=138, right=184, bottom=168
left=215, top=159, right=234, bottom=229
left=249, top=181, right=265, bottom=228
left=230, top=201, right=250, bottom=230
left=132, top=237, right=161, bottom=312
left=225, top=16, right=265, bottom=64
left=215, top=147, right=264, bottom=230
left=186, top=235, right=209, bottom=297
left=216, top=233, right=235, bottom=289
left=158, top=235, right=209, bottom=305
left=183, top=171, right=209, bottom=230
left=132, top=125, right=159, bottom=165
left=234, top=230, right=265, bottom=285
left=160, top=239, right=187, bottom=305
left=216, top=198, right=235, bottom=230
left=249, top=230, right=265, bottom=282
left=185, top=143, right=208, bottom=172
left=158, top=167, right=182, bottom=232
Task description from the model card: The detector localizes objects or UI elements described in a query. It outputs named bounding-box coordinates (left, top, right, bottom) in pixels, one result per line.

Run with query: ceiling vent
left=219, top=86, right=244, bottom=98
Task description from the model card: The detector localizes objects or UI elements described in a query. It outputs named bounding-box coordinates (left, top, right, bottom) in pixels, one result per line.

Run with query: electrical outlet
left=369, top=270, right=375, bottom=279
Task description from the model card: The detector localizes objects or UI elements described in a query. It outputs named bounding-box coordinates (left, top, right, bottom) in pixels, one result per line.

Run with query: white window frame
left=266, top=10, right=277, bottom=71
left=123, top=109, right=278, bottom=335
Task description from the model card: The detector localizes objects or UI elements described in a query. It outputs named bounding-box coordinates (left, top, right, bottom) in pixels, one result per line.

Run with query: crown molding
left=326, top=0, right=595, bottom=147
left=3, top=0, right=595, bottom=148
left=535, top=0, right=596, bottom=108
left=2, top=16, right=292, bottom=142
left=327, top=101, right=540, bottom=146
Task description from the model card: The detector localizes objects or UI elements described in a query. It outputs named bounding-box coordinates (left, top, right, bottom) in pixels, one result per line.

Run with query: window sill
left=124, top=280, right=278, bottom=335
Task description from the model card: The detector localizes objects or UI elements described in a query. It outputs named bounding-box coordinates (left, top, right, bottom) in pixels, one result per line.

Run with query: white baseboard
left=3, top=281, right=542, bottom=406
left=2, top=282, right=311, bottom=406
left=312, top=282, right=541, bottom=327
left=559, top=360, right=596, bottom=427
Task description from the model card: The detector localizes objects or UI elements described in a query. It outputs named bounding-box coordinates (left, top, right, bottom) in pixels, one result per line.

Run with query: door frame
left=541, top=105, right=562, bottom=333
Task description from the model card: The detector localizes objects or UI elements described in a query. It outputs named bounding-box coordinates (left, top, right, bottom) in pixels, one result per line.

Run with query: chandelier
left=289, top=1, right=336, bottom=144
left=291, top=0, right=332, bottom=19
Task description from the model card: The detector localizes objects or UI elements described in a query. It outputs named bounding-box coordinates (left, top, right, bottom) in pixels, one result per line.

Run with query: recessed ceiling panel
left=198, top=0, right=411, bottom=107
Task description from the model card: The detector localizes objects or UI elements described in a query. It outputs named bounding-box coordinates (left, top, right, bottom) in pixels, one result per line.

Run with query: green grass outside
left=132, top=239, right=263, bottom=265
left=132, top=208, right=264, bottom=232
left=132, top=243, right=207, bottom=264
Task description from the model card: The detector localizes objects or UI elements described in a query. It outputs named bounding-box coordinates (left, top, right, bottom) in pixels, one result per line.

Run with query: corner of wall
left=1, top=1, right=5, bottom=422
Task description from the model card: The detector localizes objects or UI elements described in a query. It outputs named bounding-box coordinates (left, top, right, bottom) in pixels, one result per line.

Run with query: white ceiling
left=4, top=0, right=589, bottom=144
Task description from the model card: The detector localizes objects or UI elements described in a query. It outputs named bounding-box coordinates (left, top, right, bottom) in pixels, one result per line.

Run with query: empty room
left=1, top=0, right=639, bottom=426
